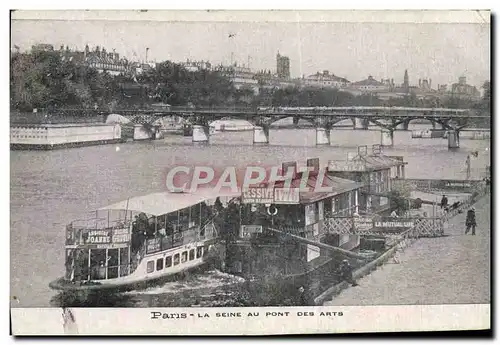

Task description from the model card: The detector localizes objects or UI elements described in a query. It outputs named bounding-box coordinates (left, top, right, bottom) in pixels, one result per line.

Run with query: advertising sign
left=273, top=188, right=300, bottom=204
left=111, top=227, right=131, bottom=243
left=146, top=238, right=162, bottom=254
left=373, top=218, right=415, bottom=232
left=353, top=217, right=373, bottom=232
left=328, top=160, right=366, bottom=172
left=84, top=230, right=112, bottom=245
left=92, top=243, right=129, bottom=250
left=240, top=225, right=263, bottom=238
left=242, top=188, right=274, bottom=204
left=442, top=180, right=473, bottom=190
left=242, top=187, right=300, bottom=204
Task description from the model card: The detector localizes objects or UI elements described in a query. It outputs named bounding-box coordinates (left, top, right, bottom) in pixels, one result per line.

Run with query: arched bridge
left=63, top=106, right=490, bottom=148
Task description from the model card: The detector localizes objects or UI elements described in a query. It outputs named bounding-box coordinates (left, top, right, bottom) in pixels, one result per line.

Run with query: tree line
left=11, top=50, right=491, bottom=117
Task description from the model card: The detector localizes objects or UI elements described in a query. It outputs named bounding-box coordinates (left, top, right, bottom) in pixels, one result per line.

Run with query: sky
left=10, top=10, right=490, bottom=88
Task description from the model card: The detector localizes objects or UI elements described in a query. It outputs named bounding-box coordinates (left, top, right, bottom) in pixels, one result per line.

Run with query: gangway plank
left=266, top=227, right=371, bottom=261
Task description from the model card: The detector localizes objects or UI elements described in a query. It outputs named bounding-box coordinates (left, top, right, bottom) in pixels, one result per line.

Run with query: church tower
left=403, top=69, right=409, bottom=92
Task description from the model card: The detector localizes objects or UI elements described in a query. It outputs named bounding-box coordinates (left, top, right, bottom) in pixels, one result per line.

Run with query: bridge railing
left=24, top=106, right=479, bottom=116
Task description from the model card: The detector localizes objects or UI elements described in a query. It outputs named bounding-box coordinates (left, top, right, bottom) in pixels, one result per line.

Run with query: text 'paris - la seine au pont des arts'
left=151, top=311, right=344, bottom=319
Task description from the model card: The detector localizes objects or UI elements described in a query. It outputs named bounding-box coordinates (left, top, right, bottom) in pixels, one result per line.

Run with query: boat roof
left=328, top=154, right=406, bottom=172
left=99, top=189, right=241, bottom=216
left=270, top=172, right=363, bottom=204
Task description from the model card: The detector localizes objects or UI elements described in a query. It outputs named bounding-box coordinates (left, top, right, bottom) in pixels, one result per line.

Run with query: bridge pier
left=192, top=125, right=210, bottom=143
left=380, top=129, right=394, bottom=146
left=253, top=125, right=269, bottom=144
left=316, top=127, right=331, bottom=145
left=447, top=130, right=460, bottom=149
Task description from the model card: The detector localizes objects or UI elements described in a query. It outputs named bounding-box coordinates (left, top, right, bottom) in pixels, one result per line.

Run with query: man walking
left=465, top=207, right=477, bottom=235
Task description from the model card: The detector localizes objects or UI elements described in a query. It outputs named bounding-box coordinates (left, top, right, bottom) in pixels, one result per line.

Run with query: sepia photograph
left=9, top=9, right=491, bottom=335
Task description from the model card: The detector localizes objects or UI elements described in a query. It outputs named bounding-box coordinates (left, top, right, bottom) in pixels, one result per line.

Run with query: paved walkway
left=324, top=194, right=490, bottom=305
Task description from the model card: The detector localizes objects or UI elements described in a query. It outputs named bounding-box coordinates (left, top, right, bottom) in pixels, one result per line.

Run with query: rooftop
left=328, top=153, right=406, bottom=173
left=352, top=76, right=385, bottom=87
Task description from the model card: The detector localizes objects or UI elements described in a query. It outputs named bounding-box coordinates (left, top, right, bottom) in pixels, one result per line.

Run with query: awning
left=98, top=189, right=241, bottom=216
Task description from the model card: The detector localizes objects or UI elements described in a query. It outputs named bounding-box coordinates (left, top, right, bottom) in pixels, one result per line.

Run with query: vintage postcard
left=10, top=9, right=491, bottom=335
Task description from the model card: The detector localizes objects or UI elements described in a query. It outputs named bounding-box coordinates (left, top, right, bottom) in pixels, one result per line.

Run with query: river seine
left=10, top=125, right=490, bottom=307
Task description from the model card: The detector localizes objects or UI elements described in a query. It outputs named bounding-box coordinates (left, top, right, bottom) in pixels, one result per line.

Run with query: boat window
left=189, top=249, right=195, bottom=261
left=174, top=253, right=180, bottom=265
left=107, top=248, right=119, bottom=279
left=196, top=246, right=203, bottom=258
left=89, top=249, right=107, bottom=280
left=156, top=258, right=164, bottom=271
left=165, top=256, right=172, bottom=268
left=147, top=260, right=154, bottom=273
left=181, top=251, right=188, bottom=263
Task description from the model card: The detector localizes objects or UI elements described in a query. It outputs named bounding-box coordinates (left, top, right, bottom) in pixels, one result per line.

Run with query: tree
left=482, top=81, right=491, bottom=103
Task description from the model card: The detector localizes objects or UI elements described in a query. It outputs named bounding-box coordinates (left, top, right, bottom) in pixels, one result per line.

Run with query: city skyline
left=11, top=11, right=490, bottom=89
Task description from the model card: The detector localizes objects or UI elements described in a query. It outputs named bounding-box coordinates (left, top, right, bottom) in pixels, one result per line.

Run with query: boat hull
left=50, top=239, right=223, bottom=293
left=49, top=260, right=216, bottom=293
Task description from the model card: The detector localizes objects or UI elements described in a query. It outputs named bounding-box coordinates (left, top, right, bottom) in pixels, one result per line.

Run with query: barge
left=10, top=123, right=123, bottom=150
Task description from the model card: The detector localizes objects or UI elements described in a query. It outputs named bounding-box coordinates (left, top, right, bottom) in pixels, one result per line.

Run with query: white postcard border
left=11, top=305, right=490, bottom=335
left=5, top=5, right=496, bottom=340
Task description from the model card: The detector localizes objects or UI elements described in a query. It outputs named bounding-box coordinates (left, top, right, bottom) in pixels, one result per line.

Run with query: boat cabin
left=327, top=145, right=407, bottom=215
left=61, top=190, right=239, bottom=286
left=240, top=159, right=364, bottom=262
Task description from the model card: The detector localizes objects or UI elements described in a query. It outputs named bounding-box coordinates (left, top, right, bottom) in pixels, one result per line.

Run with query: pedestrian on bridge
left=465, top=207, right=477, bottom=235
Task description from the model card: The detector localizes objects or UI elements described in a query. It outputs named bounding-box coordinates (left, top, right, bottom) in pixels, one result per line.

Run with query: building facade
left=180, top=59, right=212, bottom=72
left=451, top=76, right=481, bottom=99
left=215, top=64, right=259, bottom=94
left=84, top=45, right=130, bottom=76
left=303, top=70, right=350, bottom=89
left=31, top=44, right=55, bottom=52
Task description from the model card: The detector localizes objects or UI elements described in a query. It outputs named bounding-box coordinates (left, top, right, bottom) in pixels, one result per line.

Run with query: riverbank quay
left=321, top=193, right=490, bottom=306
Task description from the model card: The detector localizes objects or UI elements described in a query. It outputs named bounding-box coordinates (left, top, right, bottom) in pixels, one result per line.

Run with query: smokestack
left=282, top=161, right=298, bottom=179
left=306, top=158, right=320, bottom=175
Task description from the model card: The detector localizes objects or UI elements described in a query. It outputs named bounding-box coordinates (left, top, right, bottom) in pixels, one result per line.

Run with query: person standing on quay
left=440, top=195, right=448, bottom=209
left=465, top=207, right=477, bottom=235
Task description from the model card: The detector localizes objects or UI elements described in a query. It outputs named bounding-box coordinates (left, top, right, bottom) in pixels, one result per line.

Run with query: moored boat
left=49, top=190, right=240, bottom=292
